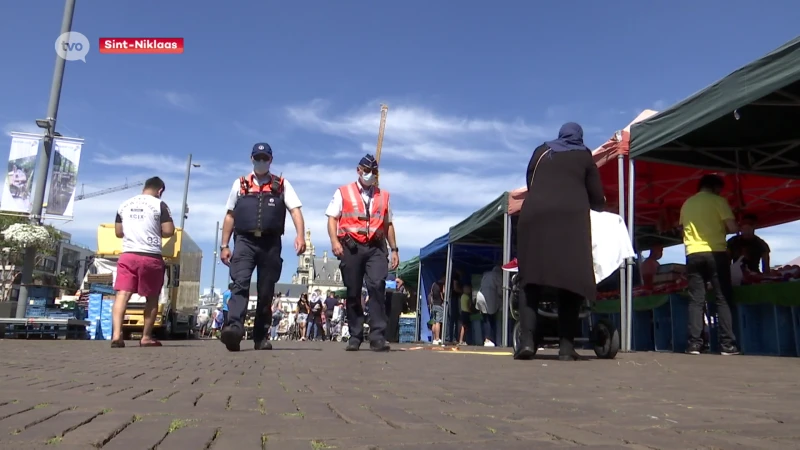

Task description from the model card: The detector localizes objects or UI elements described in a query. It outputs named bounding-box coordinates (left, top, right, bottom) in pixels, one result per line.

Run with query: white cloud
left=285, top=100, right=553, bottom=163
left=3, top=121, right=44, bottom=137
left=148, top=90, right=198, bottom=111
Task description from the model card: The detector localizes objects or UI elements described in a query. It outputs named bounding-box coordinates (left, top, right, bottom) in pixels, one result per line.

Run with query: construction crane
left=374, top=104, right=389, bottom=187
left=75, top=180, right=144, bottom=201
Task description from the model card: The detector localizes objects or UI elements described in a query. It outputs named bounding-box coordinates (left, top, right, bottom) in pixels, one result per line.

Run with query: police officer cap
left=359, top=154, right=378, bottom=170
left=252, top=143, right=273, bottom=157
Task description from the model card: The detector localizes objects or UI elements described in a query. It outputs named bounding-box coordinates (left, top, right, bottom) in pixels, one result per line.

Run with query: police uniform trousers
left=340, top=240, right=389, bottom=343
left=227, top=233, right=283, bottom=342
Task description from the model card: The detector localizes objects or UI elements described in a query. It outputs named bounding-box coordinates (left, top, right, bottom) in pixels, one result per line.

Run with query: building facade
left=290, top=230, right=343, bottom=295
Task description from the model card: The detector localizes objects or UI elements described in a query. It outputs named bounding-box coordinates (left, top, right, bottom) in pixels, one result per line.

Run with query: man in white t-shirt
left=110, top=177, right=174, bottom=349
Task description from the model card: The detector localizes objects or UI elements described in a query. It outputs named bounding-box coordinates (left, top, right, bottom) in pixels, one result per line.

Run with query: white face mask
left=360, top=172, right=375, bottom=186
left=253, top=160, right=270, bottom=175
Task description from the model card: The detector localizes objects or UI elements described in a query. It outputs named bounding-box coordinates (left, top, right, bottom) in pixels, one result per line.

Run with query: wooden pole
left=375, top=104, right=388, bottom=187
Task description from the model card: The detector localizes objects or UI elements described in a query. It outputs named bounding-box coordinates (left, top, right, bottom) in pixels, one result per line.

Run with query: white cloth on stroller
left=590, top=210, right=635, bottom=284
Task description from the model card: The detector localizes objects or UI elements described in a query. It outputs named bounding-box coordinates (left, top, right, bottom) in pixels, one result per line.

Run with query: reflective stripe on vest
left=337, top=182, right=388, bottom=244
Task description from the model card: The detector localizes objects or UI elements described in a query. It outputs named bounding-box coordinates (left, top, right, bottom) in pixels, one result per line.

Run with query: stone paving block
left=0, top=404, right=72, bottom=436
left=100, top=417, right=170, bottom=450
left=12, top=408, right=103, bottom=443
left=57, top=411, right=139, bottom=448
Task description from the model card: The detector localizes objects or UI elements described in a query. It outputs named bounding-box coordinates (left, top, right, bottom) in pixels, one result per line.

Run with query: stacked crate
left=24, top=298, right=48, bottom=318
left=399, top=316, right=416, bottom=343
left=86, top=293, right=113, bottom=340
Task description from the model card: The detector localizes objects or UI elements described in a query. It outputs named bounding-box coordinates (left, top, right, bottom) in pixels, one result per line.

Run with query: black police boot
left=345, top=338, right=361, bottom=351
left=254, top=339, right=272, bottom=350
left=220, top=326, right=242, bottom=352
left=369, top=339, right=390, bottom=352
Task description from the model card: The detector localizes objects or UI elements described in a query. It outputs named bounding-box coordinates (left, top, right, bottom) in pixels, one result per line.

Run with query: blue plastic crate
left=652, top=300, right=673, bottom=351
left=632, top=310, right=655, bottom=351
left=399, top=330, right=415, bottom=343
left=738, top=304, right=779, bottom=356
left=670, top=295, right=690, bottom=353
left=90, top=284, right=115, bottom=295
left=775, top=306, right=797, bottom=357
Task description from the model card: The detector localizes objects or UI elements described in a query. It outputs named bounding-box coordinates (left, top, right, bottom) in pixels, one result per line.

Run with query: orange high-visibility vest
left=337, top=182, right=389, bottom=244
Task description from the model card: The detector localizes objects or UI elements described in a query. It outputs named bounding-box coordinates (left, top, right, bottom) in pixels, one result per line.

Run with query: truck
left=88, top=224, right=203, bottom=340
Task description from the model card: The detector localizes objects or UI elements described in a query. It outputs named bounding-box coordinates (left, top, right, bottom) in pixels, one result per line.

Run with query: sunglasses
left=253, top=155, right=272, bottom=162
left=360, top=166, right=378, bottom=174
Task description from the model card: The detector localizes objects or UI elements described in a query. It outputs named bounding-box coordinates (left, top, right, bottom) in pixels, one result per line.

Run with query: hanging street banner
left=1, top=133, right=42, bottom=214
left=46, top=136, right=84, bottom=217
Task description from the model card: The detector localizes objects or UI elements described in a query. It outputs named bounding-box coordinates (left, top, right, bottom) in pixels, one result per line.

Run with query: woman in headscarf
left=515, top=122, right=606, bottom=361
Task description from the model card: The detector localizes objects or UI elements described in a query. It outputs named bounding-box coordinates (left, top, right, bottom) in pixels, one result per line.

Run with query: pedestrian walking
left=326, top=154, right=400, bottom=352
left=110, top=177, right=174, bottom=348
left=219, top=143, right=307, bottom=352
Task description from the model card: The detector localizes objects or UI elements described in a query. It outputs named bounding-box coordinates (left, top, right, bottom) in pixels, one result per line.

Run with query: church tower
left=294, top=229, right=315, bottom=285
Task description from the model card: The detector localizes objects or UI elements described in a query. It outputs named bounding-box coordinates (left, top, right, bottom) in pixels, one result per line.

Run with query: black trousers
left=227, top=233, right=283, bottom=342
left=686, top=251, right=736, bottom=347
left=520, top=284, right=582, bottom=345
left=340, top=241, right=389, bottom=343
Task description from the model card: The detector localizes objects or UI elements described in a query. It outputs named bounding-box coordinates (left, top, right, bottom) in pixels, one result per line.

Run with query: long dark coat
left=516, top=144, right=606, bottom=301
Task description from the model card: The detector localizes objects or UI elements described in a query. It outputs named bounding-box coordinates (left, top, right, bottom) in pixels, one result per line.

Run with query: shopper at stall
left=679, top=174, right=739, bottom=356
left=476, top=265, right=502, bottom=346
left=727, top=213, right=771, bottom=274
left=641, top=245, right=663, bottom=286
left=428, top=276, right=445, bottom=345
left=515, top=123, right=605, bottom=361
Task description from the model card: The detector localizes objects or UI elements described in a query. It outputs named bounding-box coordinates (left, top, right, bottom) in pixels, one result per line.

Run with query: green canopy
left=448, top=192, right=508, bottom=244
left=629, top=37, right=800, bottom=178
left=395, top=256, right=420, bottom=291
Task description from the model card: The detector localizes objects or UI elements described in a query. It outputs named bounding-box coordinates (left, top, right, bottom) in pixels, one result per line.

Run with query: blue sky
left=2, top=1, right=799, bottom=289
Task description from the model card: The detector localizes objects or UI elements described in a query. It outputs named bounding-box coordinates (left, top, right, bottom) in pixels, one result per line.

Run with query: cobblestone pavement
left=0, top=340, right=799, bottom=449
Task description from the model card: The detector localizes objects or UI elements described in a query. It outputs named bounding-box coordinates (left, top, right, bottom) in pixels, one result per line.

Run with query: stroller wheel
left=592, top=319, right=620, bottom=359
left=512, top=321, right=538, bottom=357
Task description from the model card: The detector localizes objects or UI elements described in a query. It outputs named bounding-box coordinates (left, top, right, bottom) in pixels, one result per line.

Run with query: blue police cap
left=359, top=154, right=378, bottom=170
left=252, top=143, right=273, bottom=157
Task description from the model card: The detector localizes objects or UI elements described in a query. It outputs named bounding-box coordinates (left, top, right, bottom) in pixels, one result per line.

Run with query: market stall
left=416, top=233, right=449, bottom=343
left=624, top=35, right=800, bottom=356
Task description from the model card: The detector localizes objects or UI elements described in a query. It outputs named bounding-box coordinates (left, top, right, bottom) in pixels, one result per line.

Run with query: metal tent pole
left=501, top=212, right=511, bottom=347
left=415, top=262, right=422, bottom=342
left=442, top=244, right=453, bottom=344
left=616, top=154, right=629, bottom=351
left=625, top=157, right=636, bottom=352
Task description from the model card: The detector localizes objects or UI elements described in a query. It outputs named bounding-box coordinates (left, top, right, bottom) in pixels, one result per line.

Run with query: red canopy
left=593, top=111, right=800, bottom=231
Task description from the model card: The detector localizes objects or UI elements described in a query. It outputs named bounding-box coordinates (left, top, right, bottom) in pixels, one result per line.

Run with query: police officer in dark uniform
left=219, top=143, right=307, bottom=352
left=326, top=154, right=400, bottom=352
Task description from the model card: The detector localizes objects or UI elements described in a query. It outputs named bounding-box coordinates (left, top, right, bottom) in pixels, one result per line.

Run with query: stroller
left=504, top=260, right=620, bottom=359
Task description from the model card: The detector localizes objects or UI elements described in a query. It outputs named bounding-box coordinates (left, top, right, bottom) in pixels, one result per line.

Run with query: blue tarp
left=420, top=233, right=449, bottom=260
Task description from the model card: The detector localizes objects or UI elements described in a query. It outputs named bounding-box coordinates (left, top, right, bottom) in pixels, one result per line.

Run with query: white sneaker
left=483, top=340, right=495, bottom=347
left=431, top=339, right=441, bottom=345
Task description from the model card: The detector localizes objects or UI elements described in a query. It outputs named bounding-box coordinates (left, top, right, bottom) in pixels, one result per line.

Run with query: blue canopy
left=420, top=233, right=449, bottom=260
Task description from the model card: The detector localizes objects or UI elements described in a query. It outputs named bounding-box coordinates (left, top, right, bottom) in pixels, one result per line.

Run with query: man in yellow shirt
left=679, top=174, right=739, bottom=356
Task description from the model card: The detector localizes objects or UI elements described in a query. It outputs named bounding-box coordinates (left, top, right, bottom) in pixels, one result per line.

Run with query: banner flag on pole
left=1, top=133, right=43, bottom=214
left=45, top=136, right=83, bottom=217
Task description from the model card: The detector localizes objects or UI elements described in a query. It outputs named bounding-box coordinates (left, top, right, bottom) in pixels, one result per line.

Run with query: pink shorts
left=114, top=253, right=165, bottom=297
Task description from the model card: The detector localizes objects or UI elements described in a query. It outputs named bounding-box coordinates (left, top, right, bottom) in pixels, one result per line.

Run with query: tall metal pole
left=210, top=221, right=219, bottom=300
left=179, top=153, right=192, bottom=229
left=15, top=0, right=76, bottom=319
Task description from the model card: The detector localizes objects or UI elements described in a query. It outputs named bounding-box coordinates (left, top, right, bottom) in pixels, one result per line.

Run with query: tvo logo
left=54, top=31, right=90, bottom=62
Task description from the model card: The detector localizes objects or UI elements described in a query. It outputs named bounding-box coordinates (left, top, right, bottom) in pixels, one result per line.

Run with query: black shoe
left=720, top=344, right=740, bottom=356
left=369, top=340, right=390, bottom=352
left=685, top=343, right=702, bottom=355
left=254, top=339, right=272, bottom=350
left=220, top=327, right=242, bottom=352
left=345, top=339, right=361, bottom=351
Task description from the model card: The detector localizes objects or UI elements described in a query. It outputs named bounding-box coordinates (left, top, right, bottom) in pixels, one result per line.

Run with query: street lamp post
left=179, top=154, right=200, bottom=229
left=15, top=0, right=77, bottom=319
